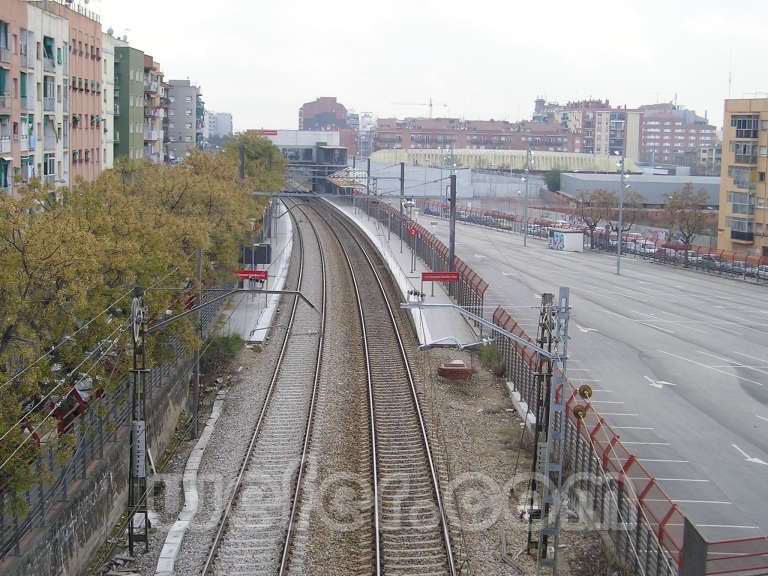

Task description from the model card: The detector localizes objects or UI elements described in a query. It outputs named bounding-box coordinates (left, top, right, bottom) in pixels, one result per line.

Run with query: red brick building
left=638, top=103, right=718, bottom=163
left=298, top=96, right=348, bottom=131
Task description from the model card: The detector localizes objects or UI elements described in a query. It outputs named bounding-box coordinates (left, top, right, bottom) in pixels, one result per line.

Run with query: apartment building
left=159, top=79, right=169, bottom=162
left=27, top=2, right=69, bottom=188
left=60, top=1, right=102, bottom=183
left=209, top=112, right=233, bottom=138
left=195, top=89, right=205, bottom=149
left=167, top=79, right=198, bottom=162
left=101, top=29, right=115, bottom=169
left=0, top=0, right=30, bottom=195
left=142, top=54, right=163, bottom=162
left=718, top=99, right=768, bottom=256
left=113, top=44, right=144, bottom=161
left=639, top=103, right=718, bottom=164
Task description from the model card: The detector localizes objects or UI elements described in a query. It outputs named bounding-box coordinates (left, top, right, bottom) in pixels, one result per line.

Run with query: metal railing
left=0, top=94, right=8, bottom=109
left=43, top=174, right=55, bottom=185
left=416, top=199, right=768, bottom=286
left=43, top=57, right=55, bottom=72
left=0, top=139, right=10, bottom=154
left=0, top=293, right=226, bottom=562
left=0, top=46, right=9, bottom=63
left=43, top=97, right=55, bottom=112
left=348, top=196, right=488, bottom=324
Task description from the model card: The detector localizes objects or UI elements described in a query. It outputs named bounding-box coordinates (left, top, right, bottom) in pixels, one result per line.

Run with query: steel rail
left=277, top=201, right=328, bottom=574
left=309, top=201, right=457, bottom=576
left=201, top=201, right=311, bottom=575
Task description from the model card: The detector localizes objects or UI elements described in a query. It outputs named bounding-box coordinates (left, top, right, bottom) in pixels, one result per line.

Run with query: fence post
left=680, top=517, right=707, bottom=576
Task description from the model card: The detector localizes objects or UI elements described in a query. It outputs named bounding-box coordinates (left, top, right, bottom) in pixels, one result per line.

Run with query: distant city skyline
left=96, top=0, right=768, bottom=131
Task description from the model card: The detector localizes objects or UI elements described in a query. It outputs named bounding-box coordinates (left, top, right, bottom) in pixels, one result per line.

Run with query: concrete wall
left=3, top=358, right=194, bottom=576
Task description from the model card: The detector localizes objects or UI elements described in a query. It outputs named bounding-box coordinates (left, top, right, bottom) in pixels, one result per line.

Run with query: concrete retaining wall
left=2, top=358, right=193, bottom=576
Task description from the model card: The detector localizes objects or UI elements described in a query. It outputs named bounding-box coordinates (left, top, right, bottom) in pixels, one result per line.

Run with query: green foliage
left=224, top=132, right=287, bottom=192
left=0, top=149, right=284, bottom=497
left=544, top=169, right=561, bottom=192
left=477, top=344, right=505, bottom=376
left=208, top=334, right=245, bottom=358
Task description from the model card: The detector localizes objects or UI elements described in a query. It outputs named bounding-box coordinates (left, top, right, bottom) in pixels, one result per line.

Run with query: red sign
left=422, top=271, right=459, bottom=282
left=409, top=227, right=418, bottom=237
left=255, top=130, right=278, bottom=136
left=233, top=270, right=268, bottom=281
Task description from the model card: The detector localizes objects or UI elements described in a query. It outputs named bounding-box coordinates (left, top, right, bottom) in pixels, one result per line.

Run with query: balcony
left=731, top=230, right=754, bottom=242
left=44, top=97, right=56, bottom=112
left=63, top=132, right=68, bottom=149
left=114, top=103, right=120, bottom=116
left=63, top=94, right=68, bottom=113
left=20, top=135, right=28, bottom=151
left=0, top=94, right=7, bottom=109
left=0, top=46, right=9, bottom=63
left=21, top=96, right=32, bottom=110
left=43, top=57, right=55, bottom=72
left=19, top=51, right=32, bottom=68
left=44, top=134, right=56, bottom=150
left=144, top=80, right=158, bottom=93
left=43, top=174, right=55, bottom=185
left=0, top=185, right=9, bottom=196
left=734, top=154, right=757, bottom=165
left=0, top=138, right=10, bottom=153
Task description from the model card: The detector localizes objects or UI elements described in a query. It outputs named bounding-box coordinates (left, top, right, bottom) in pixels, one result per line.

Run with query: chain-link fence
left=0, top=292, right=226, bottom=561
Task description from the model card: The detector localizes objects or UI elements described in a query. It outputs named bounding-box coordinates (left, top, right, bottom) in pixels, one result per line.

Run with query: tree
left=574, top=189, right=617, bottom=246
left=665, top=183, right=711, bottom=246
left=544, top=169, right=561, bottom=192
left=0, top=150, right=281, bottom=500
left=224, top=132, right=287, bottom=192
left=609, top=188, right=647, bottom=234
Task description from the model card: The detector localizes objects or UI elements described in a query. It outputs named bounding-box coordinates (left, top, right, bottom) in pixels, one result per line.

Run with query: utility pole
left=400, top=161, right=405, bottom=253
left=192, top=247, right=202, bottom=439
left=352, top=155, right=356, bottom=169
left=128, top=290, right=149, bottom=555
left=367, top=157, right=371, bottom=196
left=523, top=145, right=531, bottom=247
left=448, top=173, right=457, bottom=297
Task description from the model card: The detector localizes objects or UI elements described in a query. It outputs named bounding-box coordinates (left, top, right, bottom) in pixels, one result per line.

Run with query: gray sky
left=97, top=0, right=768, bottom=132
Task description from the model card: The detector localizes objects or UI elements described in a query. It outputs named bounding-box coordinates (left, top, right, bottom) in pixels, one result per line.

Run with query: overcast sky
left=96, top=0, right=768, bottom=132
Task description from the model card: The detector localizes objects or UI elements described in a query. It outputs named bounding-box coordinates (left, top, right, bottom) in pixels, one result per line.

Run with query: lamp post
left=523, top=145, right=532, bottom=246
left=615, top=152, right=626, bottom=275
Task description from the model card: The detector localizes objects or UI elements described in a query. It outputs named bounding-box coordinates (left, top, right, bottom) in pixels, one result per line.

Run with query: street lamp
left=615, top=151, right=626, bottom=275
left=522, top=145, right=532, bottom=246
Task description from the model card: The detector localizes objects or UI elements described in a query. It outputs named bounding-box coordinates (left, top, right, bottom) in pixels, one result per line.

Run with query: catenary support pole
left=400, top=161, right=405, bottom=253
left=449, top=174, right=457, bottom=297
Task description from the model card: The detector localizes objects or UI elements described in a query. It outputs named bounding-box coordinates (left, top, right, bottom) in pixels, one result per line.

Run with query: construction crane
left=392, top=97, right=448, bottom=118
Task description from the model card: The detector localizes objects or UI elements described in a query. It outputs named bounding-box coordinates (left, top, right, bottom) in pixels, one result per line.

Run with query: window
left=731, top=114, right=759, bottom=138
left=725, top=216, right=754, bottom=232
left=762, top=120, right=768, bottom=131
left=728, top=191, right=755, bottom=215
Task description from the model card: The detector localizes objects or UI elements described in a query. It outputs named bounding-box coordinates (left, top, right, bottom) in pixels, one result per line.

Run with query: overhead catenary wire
left=0, top=321, right=129, bottom=445
left=0, top=334, right=127, bottom=474
left=0, top=249, right=194, bottom=396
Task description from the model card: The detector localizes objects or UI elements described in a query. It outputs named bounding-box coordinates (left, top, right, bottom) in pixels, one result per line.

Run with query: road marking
left=733, top=351, right=768, bottom=366
left=731, top=444, right=768, bottom=466
left=697, top=351, right=768, bottom=377
left=574, top=322, right=598, bottom=333
left=640, top=322, right=675, bottom=335
left=657, top=350, right=764, bottom=387
left=568, top=368, right=591, bottom=371
left=613, top=426, right=654, bottom=430
left=571, top=378, right=602, bottom=382
left=589, top=400, right=625, bottom=404
left=644, top=375, right=677, bottom=389
left=599, top=413, right=640, bottom=417
left=589, top=389, right=614, bottom=393
left=623, top=442, right=671, bottom=446
left=757, top=415, right=768, bottom=423
left=653, top=478, right=710, bottom=483
left=638, top=459, right=688, bottom=463
left=692, top=524, right=759, bottom=530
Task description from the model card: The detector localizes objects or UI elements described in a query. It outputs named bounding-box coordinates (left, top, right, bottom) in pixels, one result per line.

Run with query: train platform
left=325, top=197, right=477, bottom=348
left=222, top=200, right=293, bottom=343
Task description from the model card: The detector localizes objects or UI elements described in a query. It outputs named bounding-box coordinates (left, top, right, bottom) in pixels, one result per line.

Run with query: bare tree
left=665, top=183, right=711, bottom=245
left=574, top=189, right=617, bottom=248
left=609, top=189, right=647, bottom=234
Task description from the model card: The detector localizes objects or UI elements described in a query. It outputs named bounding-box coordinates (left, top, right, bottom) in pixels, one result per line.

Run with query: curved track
left=309, top=201, right=456, bottom=576
left=202, top=202, right=326, bottom=575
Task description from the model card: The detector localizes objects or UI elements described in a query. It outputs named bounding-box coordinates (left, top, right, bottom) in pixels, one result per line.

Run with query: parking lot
left=419, top=213, right=768, bottom=542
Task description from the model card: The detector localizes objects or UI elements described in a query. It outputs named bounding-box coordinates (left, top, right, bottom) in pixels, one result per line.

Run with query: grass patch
left=208, top=334, right=245, bottom=358
left=477, top=343, right=505, bottom=377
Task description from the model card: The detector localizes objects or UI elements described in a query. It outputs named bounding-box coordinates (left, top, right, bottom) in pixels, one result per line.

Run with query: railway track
left=202, top=201, right=326, bottom=575
left=309, top=201, right=456, bottom=576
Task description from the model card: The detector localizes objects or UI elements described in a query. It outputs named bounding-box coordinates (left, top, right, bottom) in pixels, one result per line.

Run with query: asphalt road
left=418, top=213, right=768, bottom=543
